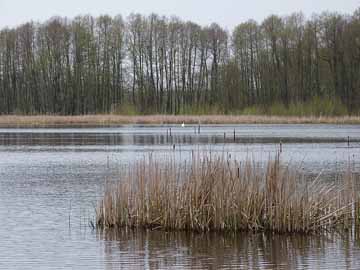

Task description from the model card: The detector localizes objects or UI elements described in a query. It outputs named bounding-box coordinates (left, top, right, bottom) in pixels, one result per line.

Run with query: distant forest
left=0, top=9, right=360, bottom=115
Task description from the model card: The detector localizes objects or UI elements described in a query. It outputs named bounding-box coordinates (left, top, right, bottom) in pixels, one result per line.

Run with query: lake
left=0, top=124, right=360, bottom=269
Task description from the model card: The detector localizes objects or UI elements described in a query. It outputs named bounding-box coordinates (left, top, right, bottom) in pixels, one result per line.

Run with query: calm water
left=0, top=124, right=360, bottom=269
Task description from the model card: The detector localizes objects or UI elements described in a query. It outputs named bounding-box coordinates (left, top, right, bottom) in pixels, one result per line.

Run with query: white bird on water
left=181, top=122, right=185, bottom=127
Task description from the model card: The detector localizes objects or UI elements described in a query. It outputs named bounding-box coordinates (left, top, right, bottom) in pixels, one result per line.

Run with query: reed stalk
left=96, top=154, right=359, bottom=233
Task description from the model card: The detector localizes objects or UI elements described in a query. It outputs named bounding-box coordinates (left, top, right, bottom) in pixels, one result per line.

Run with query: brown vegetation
left=0, top=114, right=360, bottom=127
left=96, top=154, right=360, bottom=233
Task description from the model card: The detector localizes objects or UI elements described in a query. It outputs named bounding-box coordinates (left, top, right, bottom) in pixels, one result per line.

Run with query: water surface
left=0, top=124, right=359, bottom=269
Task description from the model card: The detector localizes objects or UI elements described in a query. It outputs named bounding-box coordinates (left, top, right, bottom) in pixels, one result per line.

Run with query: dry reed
left=96, top=154, right=360, bottom=233
left=0, top=114, right=360, bottom=127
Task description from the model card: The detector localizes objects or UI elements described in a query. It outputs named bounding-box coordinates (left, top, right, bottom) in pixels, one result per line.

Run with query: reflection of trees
left=97, top=229, right=360, bottom=269
left=0, top=132, right=128, bottom=146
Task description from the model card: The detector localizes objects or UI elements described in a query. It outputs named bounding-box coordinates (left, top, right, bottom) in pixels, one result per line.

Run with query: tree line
left=0, top=10, right=359, bottom=115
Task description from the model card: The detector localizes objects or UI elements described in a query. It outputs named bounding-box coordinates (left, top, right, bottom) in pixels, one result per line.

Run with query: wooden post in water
left=224, top=133, right=226, bottom=140
left=348, top=136, right=350, bottom=147
left=233, top=129, right=236, bottom=142
left=170, top=127, right=172, bottom=137
left=173, top=144, right=176, bottom=150
left=68, top=200, right=72, bottom=229
left=280, top=141, right=283, bottom=153
left=198, top=124, right=200, bottom=134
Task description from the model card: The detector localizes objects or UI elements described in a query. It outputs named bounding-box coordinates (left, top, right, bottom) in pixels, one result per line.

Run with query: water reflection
left=0, top=124, right=359, bottom=146
left=3, top=132, right=359, bottom=146
left=98, top=229, right=360, bottom=269
left=0, top=125, right=360, bottom=269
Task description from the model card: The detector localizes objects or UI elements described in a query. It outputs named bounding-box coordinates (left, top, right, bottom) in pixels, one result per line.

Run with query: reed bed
left=97, top=154, right=360, bottom=233
left=0, top=114, right=360, bottom=127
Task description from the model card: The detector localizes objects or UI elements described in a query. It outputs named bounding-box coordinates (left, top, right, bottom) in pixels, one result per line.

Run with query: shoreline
left=0, top=115, right=359, bottom=127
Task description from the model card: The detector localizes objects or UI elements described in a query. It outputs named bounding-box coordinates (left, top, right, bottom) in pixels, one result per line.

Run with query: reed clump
left=96, top=155, right=359, bottom=233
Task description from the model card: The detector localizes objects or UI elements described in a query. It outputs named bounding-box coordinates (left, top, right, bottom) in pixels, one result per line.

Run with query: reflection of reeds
left=0, top=114, right=360, bottom=127
left=97, top=229, right=360, bottom=269
left=97, top=154, right=359, bottom=233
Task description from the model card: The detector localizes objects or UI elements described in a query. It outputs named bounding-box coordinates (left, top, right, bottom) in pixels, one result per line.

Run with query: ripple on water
left=0, top=125, right=360, bottom=269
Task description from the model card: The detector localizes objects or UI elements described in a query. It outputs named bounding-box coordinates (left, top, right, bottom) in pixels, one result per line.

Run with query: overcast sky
left=0, top=0, right=359, bottom=30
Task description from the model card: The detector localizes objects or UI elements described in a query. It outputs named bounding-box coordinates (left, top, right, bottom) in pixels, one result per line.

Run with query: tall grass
left=96, top=154, right=359, bottom=233
left=1, top=114, right=360, bottom=127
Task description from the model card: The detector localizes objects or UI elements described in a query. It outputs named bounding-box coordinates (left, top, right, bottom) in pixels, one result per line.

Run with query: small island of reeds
left=96, top=154, right=360, bottom=234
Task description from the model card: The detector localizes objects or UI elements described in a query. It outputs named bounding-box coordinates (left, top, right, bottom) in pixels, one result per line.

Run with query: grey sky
left=0, top=0, right=359, bottom=30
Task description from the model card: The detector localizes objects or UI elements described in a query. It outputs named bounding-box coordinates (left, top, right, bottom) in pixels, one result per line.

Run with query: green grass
left=241, top=97, right=349, bottom=117
left=161, top=97, right=351, bottom=117
left=111, top=102, right=140, bottom=116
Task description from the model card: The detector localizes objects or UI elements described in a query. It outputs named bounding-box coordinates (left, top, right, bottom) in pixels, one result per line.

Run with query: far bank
left=0, top=114, right=360, bottom=127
